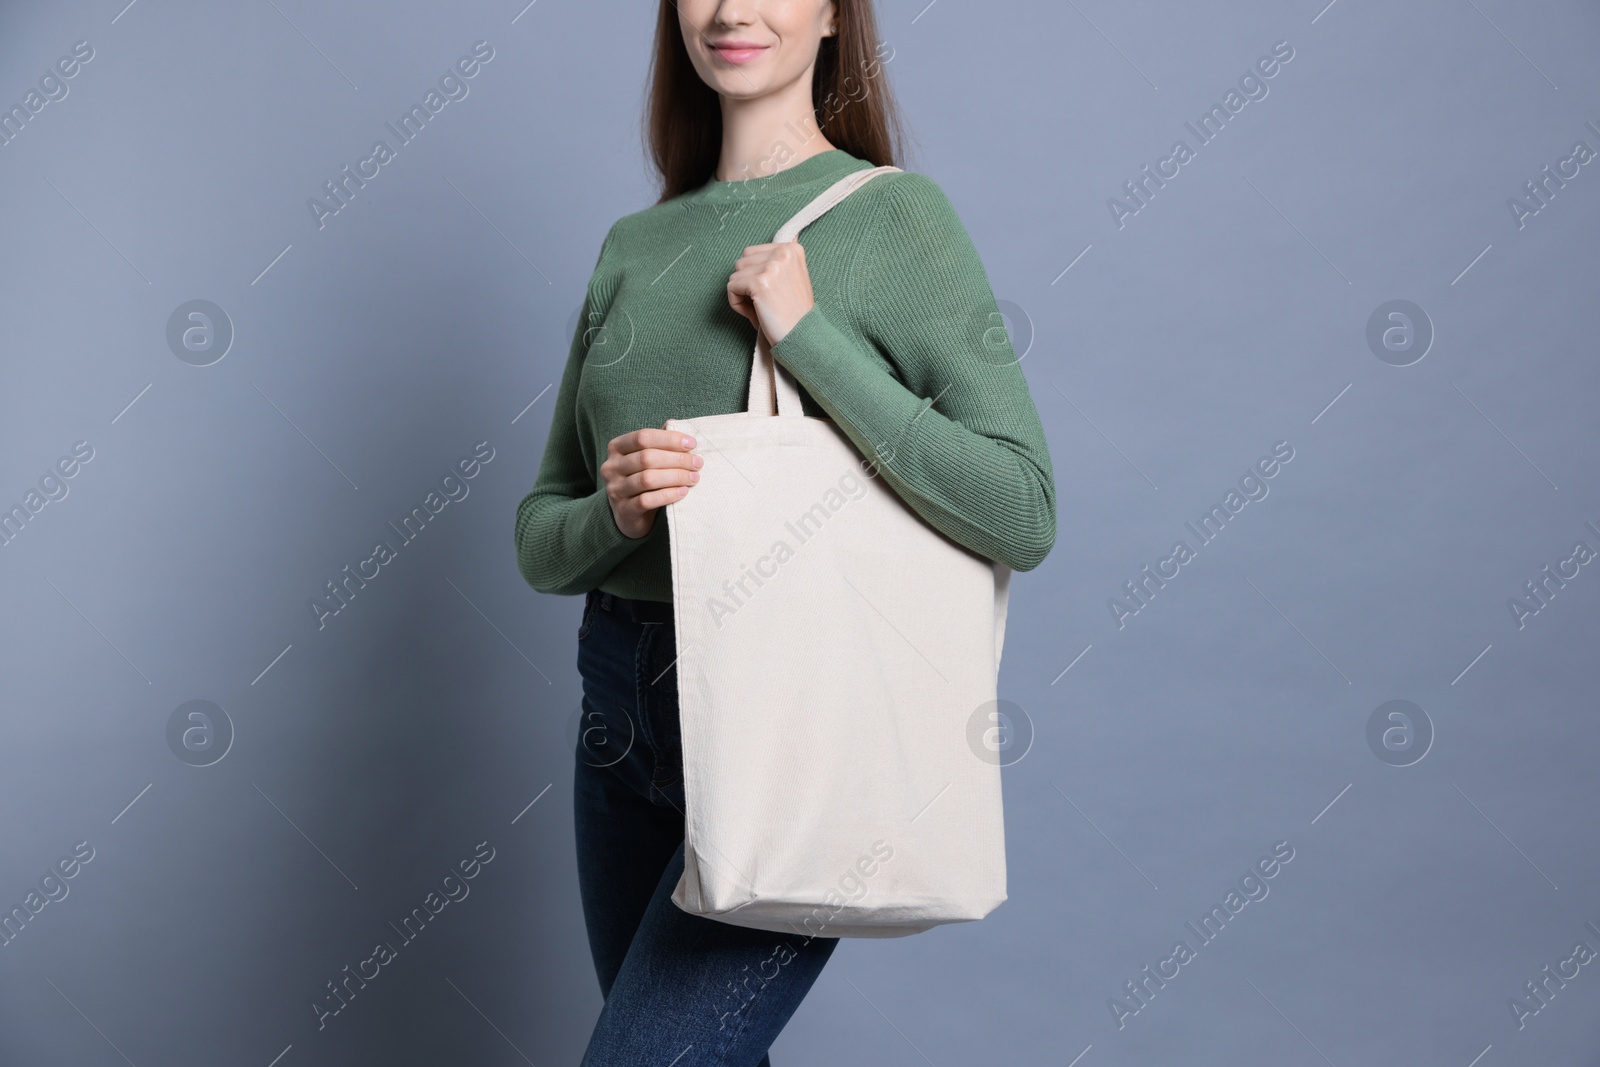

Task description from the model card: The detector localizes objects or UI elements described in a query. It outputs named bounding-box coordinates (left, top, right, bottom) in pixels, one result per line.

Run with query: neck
left=714, top=78, right=836, bottom=182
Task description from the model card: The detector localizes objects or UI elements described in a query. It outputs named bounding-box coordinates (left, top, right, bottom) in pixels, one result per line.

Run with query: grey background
left=2, top=0, right=1597, bottom=1063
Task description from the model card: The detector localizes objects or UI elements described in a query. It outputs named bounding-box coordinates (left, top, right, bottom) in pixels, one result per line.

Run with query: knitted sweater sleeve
left=514, top=224, right=647, bottom=596
left=769, top=173, right=1058, bottom=571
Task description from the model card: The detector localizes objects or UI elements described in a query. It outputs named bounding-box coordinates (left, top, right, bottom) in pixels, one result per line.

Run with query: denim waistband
left=590, top=589, right=674, bottom=625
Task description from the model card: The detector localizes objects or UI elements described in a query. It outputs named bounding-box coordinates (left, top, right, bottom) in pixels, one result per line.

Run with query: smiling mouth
left=710, top=43, right=769, bottom=63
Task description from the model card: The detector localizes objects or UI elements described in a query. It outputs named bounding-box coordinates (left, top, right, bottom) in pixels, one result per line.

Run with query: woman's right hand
left=602, top=426, right=702, bottom=539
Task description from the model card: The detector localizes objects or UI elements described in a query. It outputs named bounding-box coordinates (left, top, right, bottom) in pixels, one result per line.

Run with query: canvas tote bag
left=663, top=164, right=1013, bottom=939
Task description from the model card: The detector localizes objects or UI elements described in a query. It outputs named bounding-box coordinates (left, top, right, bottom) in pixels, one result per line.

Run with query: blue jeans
left=573, top=588, right=839, bottom=1065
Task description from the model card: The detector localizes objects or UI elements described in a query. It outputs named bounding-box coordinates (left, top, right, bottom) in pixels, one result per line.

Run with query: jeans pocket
left=577, top=590, right=599, bottom=641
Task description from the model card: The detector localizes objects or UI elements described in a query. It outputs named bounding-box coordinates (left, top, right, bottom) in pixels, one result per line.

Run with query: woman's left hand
left=726, top=240, right=815, bottom=346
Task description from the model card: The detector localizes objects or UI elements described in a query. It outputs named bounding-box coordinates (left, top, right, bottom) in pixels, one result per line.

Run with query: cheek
left=678, top=6, right=716, bottom=55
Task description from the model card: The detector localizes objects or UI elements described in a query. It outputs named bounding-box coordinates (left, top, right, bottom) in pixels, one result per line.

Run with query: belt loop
left=599, top=591, right=613, bottom=612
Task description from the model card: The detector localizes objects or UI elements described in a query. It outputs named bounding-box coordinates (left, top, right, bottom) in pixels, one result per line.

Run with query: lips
left=710, top=41, right=769, bottom=63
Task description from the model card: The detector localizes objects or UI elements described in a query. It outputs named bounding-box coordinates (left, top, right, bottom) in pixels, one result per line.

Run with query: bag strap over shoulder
left=747, top=164, right=903, bottom=419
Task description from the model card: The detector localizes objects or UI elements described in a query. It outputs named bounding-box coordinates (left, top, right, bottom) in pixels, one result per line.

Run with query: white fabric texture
left=664, top=164, right=1012, bottom=939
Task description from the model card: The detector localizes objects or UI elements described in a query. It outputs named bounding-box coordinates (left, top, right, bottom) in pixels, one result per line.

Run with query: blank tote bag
left=663, top=164, right=1013, bottom=939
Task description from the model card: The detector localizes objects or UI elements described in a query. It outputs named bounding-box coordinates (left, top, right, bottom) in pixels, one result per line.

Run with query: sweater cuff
left=770, top=303, right=925, bottom=456
left=568, top=489, right=647, bottom=588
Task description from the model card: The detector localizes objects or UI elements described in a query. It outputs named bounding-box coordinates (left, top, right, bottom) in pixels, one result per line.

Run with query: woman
left=515, top=0, right=1056, bottom=1061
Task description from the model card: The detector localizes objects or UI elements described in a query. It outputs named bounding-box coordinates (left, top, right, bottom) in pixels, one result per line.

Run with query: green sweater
left=515, top=148, right=1056, bottom=602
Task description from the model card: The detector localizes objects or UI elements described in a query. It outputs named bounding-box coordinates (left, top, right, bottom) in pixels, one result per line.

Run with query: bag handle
left=747, top=164, right=903, bottom=418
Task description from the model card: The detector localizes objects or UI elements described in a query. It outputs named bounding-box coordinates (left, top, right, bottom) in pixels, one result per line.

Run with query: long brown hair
left=645, top=0, right=909, bottom=203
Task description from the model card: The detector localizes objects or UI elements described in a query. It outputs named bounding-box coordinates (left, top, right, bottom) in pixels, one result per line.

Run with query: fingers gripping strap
left=747, top=165, right=904, bottom=418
